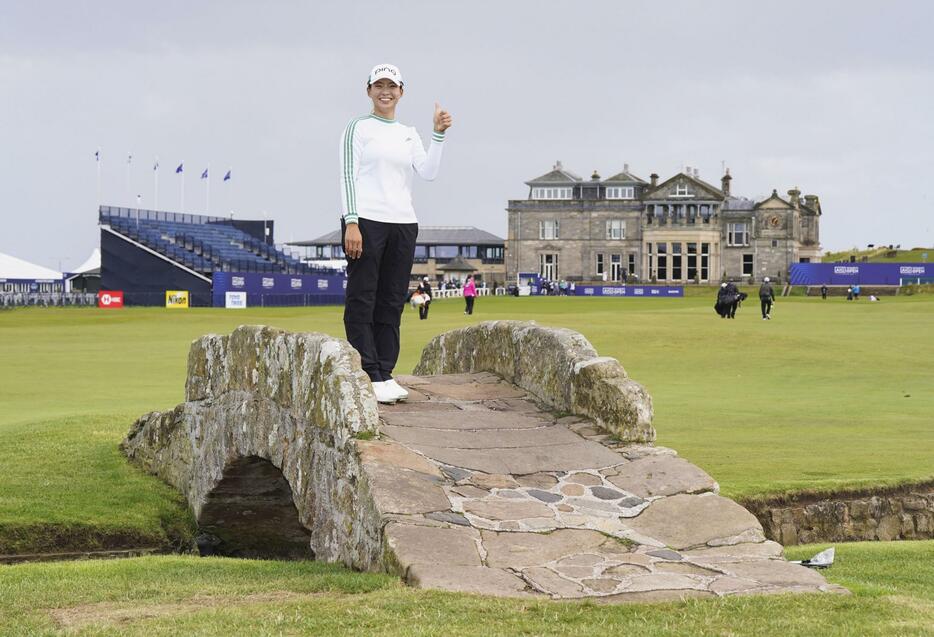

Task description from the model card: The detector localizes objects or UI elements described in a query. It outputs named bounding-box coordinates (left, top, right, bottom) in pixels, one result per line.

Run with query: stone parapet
left=413, top=321, right=655, bottom=442
left=743, top=484, right=934, bottom=546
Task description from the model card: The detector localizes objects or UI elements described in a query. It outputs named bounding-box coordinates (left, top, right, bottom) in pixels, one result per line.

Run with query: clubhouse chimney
left=650, top=173, right=659, bottom=188
left=788, top=187, right=801, bottom=208
left=721, top=169, right=732, bottom=196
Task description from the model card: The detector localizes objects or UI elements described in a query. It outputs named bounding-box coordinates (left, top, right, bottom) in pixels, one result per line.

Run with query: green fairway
left=0, top=293, right=932, bottom=552
left=1, top=541, right=932, bottom=636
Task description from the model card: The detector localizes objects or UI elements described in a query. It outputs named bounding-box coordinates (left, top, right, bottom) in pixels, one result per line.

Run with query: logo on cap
left=368, top=63, right=404, bottom=86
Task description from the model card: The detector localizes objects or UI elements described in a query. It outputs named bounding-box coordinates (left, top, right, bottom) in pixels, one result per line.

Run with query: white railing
left=429, top=287, right=493, bottom=299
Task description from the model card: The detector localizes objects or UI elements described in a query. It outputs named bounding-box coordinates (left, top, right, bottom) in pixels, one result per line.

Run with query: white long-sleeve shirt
left=339, top=114, right=445, bottom=225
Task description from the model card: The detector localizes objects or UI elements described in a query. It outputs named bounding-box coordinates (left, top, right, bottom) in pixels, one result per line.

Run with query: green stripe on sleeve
left=342, top=117, right=365, bottom=219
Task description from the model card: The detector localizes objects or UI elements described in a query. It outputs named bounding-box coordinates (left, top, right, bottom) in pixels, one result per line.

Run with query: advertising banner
left=97, top=290, right=124, bottom=308
left=165, top=290, right=190, bottom=308
left=790, top=263, right=933, bottom=286
left=575, top=285, right=684, bottom=297
left=225, top=291, right=247, bottom=309
left=211, top=272, right=346, bottom=307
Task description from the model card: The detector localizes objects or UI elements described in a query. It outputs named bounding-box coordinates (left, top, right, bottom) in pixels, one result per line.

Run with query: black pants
left=761, top=298, right=772, bottom=318
left=464, top=295, right=475, bottom=315
left=342, top=218, right=418, bottom=382
left=418, top=300, right=430, bottom=320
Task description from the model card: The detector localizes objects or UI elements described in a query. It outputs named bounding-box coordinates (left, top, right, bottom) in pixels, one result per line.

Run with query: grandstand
left=99, top=206, right=338, bottom=306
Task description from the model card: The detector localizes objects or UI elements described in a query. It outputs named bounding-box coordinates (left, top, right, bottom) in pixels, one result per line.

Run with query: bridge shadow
left=196, top=455, right=313, bottom=560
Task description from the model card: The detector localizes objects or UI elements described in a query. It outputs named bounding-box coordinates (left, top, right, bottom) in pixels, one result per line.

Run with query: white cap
left=368, top=64, right=403, bottom=86
left=721, top=283, right=727, bottom=288
left=764, top=277, right=770, bottom=282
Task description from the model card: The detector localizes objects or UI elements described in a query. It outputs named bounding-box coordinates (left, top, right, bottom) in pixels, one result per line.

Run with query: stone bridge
left=123, top=322, right=844, bottom=601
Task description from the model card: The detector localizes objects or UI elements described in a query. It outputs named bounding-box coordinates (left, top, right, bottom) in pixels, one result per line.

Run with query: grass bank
left=0, top=541, right=932, bottom=636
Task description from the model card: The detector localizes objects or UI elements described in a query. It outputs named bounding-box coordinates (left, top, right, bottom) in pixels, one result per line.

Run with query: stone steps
left=366, top=372, right=845, bottom=601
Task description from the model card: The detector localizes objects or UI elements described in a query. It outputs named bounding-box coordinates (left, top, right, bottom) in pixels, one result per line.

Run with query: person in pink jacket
left=463, top=275, right=477, bottom=315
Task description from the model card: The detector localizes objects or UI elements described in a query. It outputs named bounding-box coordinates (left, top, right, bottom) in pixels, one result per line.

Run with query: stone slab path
left=361, top=372, right=846, bottom=601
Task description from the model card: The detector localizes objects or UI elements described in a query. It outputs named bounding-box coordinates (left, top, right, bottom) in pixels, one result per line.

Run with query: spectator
left=416, top=276, right=432, bottom=320
left=759, top=277, right=775, bottom=320
left=463, top=274, right=477, bottom=315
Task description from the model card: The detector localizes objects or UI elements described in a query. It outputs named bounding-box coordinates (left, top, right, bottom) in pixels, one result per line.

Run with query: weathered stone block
left=413, top=321, right=655, bottom=442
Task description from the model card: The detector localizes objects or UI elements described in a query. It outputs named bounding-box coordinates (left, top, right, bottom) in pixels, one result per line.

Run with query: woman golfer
left=340, top=63, right=452, bottom=403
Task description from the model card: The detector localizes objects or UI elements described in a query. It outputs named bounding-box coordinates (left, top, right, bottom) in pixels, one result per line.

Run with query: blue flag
left=201, top=168, right=209, bottom=179
left=175, top=162, right=184, bottom=174
left=94, top=149, right=100, bottom=161
left=223, top=170, right=231, bottom=181
left=153, top=159, right=159, bottom=171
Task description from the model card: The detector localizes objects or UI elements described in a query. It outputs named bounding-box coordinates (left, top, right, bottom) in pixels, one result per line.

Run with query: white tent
left=0, top=251, right=63, bottom=280
left=71, top=248, right=101, bottom=275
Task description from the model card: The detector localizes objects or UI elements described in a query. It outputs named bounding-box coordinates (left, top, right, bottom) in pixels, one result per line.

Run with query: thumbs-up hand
left=433, top=102, right=453, bottom=133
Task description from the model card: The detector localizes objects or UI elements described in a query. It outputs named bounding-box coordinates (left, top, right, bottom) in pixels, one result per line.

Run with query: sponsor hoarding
left=574, top=285, right=684, bottom=297
left=165, top=290, right=190, bottom=308
left=211, top=272, right=346, bottom=307
left=97, top=290, right=124, bottom=308
left=790, top=263, right=934, bottom=286
left=225, top=291, right=247, bottom=309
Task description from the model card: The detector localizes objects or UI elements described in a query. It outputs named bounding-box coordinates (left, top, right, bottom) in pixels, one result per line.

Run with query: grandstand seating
left=99, top=207, right=331, bottom=276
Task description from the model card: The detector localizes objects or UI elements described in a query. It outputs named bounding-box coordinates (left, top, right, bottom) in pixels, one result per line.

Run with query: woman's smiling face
left=368, top=78, right=403, bottom=117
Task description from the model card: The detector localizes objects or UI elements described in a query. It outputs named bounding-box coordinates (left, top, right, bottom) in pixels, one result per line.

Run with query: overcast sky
left=3, top=0, right=933, bottom=271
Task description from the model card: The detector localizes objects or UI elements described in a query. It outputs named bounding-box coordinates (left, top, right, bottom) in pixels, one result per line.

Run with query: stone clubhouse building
left=506, top=162, right=822, bottom=284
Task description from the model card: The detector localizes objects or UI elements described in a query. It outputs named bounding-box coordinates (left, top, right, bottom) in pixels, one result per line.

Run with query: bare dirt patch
left=49, top=591, right=326, bottom=631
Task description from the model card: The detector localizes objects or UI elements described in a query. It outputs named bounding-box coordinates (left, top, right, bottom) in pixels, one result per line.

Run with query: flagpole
left=180, top=161, right=185, bottom=212
left=96, top=147, right=102, bottom=209
left=126, top=152, right=132, bottom=205
left=153, top=156, right=159, bottom=210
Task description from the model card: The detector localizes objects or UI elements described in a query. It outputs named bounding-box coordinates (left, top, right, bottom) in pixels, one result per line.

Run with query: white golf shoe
left=372, top=381, right=399, bottom=404
left=384, top=378, right=409, bottom=401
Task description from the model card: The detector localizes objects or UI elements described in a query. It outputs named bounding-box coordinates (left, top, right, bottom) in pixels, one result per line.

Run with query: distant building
left=289, top=226, right=506, bottom=286
left=506, top=162, right=822, bottom=284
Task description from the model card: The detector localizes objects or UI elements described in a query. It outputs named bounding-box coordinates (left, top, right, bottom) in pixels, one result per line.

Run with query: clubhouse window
left=431, top=245, right=459, bottom=259
left=671, top=242, right=683, bottom=280
left=606, top=186, right=634, bottom=200
left=606, top=219, right=625, bottom=240
left=687, top=242, right=698, bottom=280
left=595, top=253, right=605, bottom=276
left=743, top=254, right=754, bottom=276
left=728, top=222, right=749, bottom=246
left=531, top=187, right=572, bottom=200
left=628, top=253, right=636, bottom=275
left=539, top=220, right=559, bottom=240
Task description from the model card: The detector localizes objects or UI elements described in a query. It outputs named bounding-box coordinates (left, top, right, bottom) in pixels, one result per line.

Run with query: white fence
left=429, top=287, right=495, bottom=299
